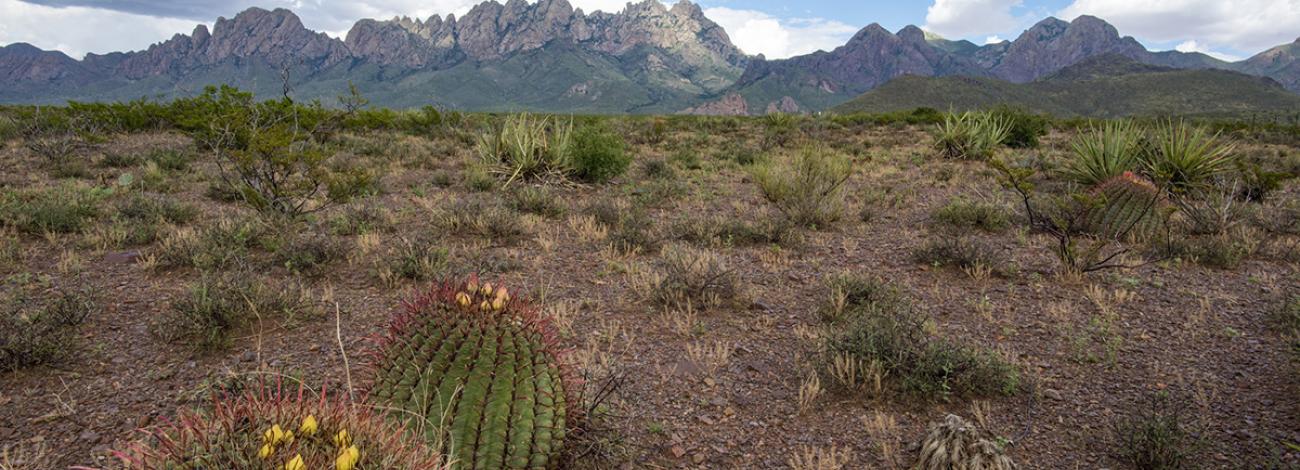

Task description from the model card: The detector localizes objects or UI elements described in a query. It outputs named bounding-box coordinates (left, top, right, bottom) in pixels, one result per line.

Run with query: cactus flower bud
left=259, top=443, right=275, bottom=459
left=299, top=415, right=318, bottom=436
left=479, top=300, right=492, bottom=312
left=333, top=429, right=351, bottom=448
left=264, top=424, right=288, bottom=445
left=495, top=288, right=509, bottom=302
left=336, top=445, right=361, bottom=470
left=492, top=298, right=505, bottom=311
left=284, top=454, right=305, bottom=470
left=480, top=283, right=494, bottom=296
left=455, top=292, right=472, bottom=308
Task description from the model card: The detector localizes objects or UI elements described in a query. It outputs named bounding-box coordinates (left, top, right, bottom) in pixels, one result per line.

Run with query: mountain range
left=1, top=0, right=1299, bottom=116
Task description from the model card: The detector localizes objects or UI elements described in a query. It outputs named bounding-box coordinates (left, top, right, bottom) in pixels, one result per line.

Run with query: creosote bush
left=931, top=198, right=1010, bottom=232
left=118, top=380, right=449, bottom=470
left=752, top=145, right=852, bottom=228
left=818, top=275, right=1019, bottom=400
left=155, top=217, right=264, bottom=270
left=569, top=124, right=630, bottom=183
left=365, top=277, right=577, bottom=469
left=0, top=184, right=104, bottom=235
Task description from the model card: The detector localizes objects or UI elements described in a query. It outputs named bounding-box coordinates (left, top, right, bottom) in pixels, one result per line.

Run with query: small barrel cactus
left=116, top=380, right=448, bottom=470
left=366, top=276, right=577, bottom=470
left=1083, top=171, right=1162, bottom=240
left=913, top=414, right=1016, bottom=470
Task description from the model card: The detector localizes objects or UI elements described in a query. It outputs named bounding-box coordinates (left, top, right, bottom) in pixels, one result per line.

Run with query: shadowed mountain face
left=831, top=54, right=1300, bottom=118
left=0, top=2, right=1297, bottom=114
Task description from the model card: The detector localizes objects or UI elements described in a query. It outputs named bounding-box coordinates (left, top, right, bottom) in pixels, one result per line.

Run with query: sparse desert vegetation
left=0, top=95, right=1297, bottom=469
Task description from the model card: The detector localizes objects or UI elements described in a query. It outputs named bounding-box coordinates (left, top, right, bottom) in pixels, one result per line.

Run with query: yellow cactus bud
left=495, top=288, right=509, bottom=303
left=480, top=282, right=494, bottom=296
left=259, top=443, right=275, bottom=459
left=299, top=415, right=318, bottom=436
left=455, top=292, right=472, bottom=308
left=283, top=430, right=294, bottom=445
left=334, top=429, right=351, bottom=448
left=336, top=445, right=361, bottom=470
left=284, top=454, right=306, bottom=470
left=491, top=297, right=505, bottom=311
left=479, top=300, right=492, bottom=312
left=264, top=424, right=288, bottom=445
left=466, top=280, right=479, bottom=294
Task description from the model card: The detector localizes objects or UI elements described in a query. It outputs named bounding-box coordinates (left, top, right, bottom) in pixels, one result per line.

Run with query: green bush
left=509, top=186, right=566, bottom=218
left=670, top=215, right=796, bottom=248
left=912, top=235, right=1006, bottom=273
left=931, top=198, right=1010, bottom=232
left=155, top=217, right=263, bottom=270
left=819, top=276, right=1019, bottom=399
left=991, top=106, right=1049, bottom=149
left=381, top=237, right=449, bottom=283
left=0, top=184, right=103, bottom=235
left=752, top=145, right=852, bottom=228
left=272, top=232, right=346, bottom=277
left=570, top=125, right=630, bottom=183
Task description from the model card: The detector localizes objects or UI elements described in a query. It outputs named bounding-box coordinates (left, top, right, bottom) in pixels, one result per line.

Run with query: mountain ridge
left=1, top=2, right=1298, bottom=115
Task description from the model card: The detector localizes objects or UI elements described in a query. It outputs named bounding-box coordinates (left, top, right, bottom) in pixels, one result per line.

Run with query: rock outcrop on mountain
left=0, top=0, right=746, bottom=112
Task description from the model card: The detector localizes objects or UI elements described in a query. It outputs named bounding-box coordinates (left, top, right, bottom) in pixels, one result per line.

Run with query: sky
left=1, top=0, right=1298, bottom=62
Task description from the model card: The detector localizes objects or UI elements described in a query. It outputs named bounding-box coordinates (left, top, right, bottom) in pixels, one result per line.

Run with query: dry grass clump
left=913, top=414, right=1016, bottom=470
left=0, top=286, right=95, bottom=370
left=154, top=272, right=317, bottom=351
left=631, top=243, right=740, bottom=309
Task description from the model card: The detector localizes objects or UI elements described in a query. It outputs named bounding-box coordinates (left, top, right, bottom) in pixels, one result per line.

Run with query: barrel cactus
left=1083, top=171, right=1162, bottom=240
left=117, top=380, right=448, bottom=470
left=366, top=276, right=577, bottom=470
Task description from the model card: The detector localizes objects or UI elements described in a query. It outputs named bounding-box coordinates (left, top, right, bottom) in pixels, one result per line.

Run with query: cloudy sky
left=1, top=0, right=1297, bottom=62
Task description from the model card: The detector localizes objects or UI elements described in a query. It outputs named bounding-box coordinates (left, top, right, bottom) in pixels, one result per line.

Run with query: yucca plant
left=365, top=276, right=577, bottom=470
left=933, top=112, right=1011, bottom=160
left=476, top=113, right=573, bottom=187
left=1140, top=121, right=1236, bottom=194
left=117, top=380, right=449, bottom=470
left=1061, top=120, right=1143, bottom=186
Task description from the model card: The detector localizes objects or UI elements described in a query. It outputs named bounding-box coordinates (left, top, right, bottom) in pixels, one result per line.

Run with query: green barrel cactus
left=366, top=276, right=576, bottom=470
left=1084, top=171, right=1162, bottom=240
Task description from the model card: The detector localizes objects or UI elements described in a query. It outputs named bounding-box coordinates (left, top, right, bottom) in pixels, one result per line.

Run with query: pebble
left=1043, top=389, right=1064, bottom=401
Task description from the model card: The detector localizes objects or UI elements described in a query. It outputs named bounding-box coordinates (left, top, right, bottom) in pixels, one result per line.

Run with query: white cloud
left=925, top=0, right=1023, bottom=38
left=1174, top=40, right=1243, bottom=62
left=1059, top=0, right=1300, bottom=54
left=984, top=35, right=1004, bottom=44
left=703, top=7, right=857, bottom=58
left=0, top=0, right=201, bottom=58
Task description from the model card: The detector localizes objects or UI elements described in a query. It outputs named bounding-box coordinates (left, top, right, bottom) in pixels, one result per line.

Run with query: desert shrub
left=933, top=112, right=1010, bottom=160
left=819, top=277, right=1019, bottom=399
left=146, top=148, right=191, bottom=171
left=931, top=198, right=1010, bottom=232
left=0, top=184, right=103, bottom=235
left=99, top=151, right=142, bottom=168
left=463, top=164, right=498, bottom=192
left=271, top=232, right=346, bottom=277
left=0, top=287, right=94, bottom=370
left=761, top=112, right=800, bottom=149
left=156, top=272, right=315, bottom=351
left=155, top=217, right=264, bottom=270
left=328, top=202, right=394, bottom=236
left=1254, top=197, right=1300, bottom=236
left=112, top=193, right=198, bottom=246
left=118, top=380, right=449, bottom=469
left=1172, top=181, right=1248, bottom=236
left=1234, top=160, right=1290, bottom=202
left=642, top=159, right=674, bottom=179
left=912, top=235, right=1006, bottom=273
left=817, top=273, right=904, bottom=324
left=1061, top=120, right=1143, bottom=186
left=365, top=277, right=576, bottom=469
left=569, top=125, right=630, bottom=183
left=1140, top=121, right=1237, bottom=194
left=378, top=237, right=449, bottom=284
left=637, top=244, right=739, bottom=309
left=752, top=145, right=852, bottom=228
left=913, top=414, right=1016, bottom=469
left=991, top=106, right=1049, bottom=149
left=182, top=86, right=357, bottom=217
left=671, top=215, right=797, bottom=247
left=475, top=112, right=573, bottom=186
left=608, top=208, right=659, bottom=254
left=1157, top=229, right=1258, bottom=269
left=509, top=185, right=566, bottom=218
left=1111, top=392, right=1204, bottom=470
left=1277, top=294, right=1300, bottom=334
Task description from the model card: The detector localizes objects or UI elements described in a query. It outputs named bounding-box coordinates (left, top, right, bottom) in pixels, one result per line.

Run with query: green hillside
left=832, top=55, right=1300, bottom=119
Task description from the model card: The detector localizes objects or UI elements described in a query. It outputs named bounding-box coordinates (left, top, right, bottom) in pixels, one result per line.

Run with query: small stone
left=670, top=446, right=686, bottom=458
left=1044, top=389, right=1064, bottom=401
left=692, top=453, right=706, bottom=464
